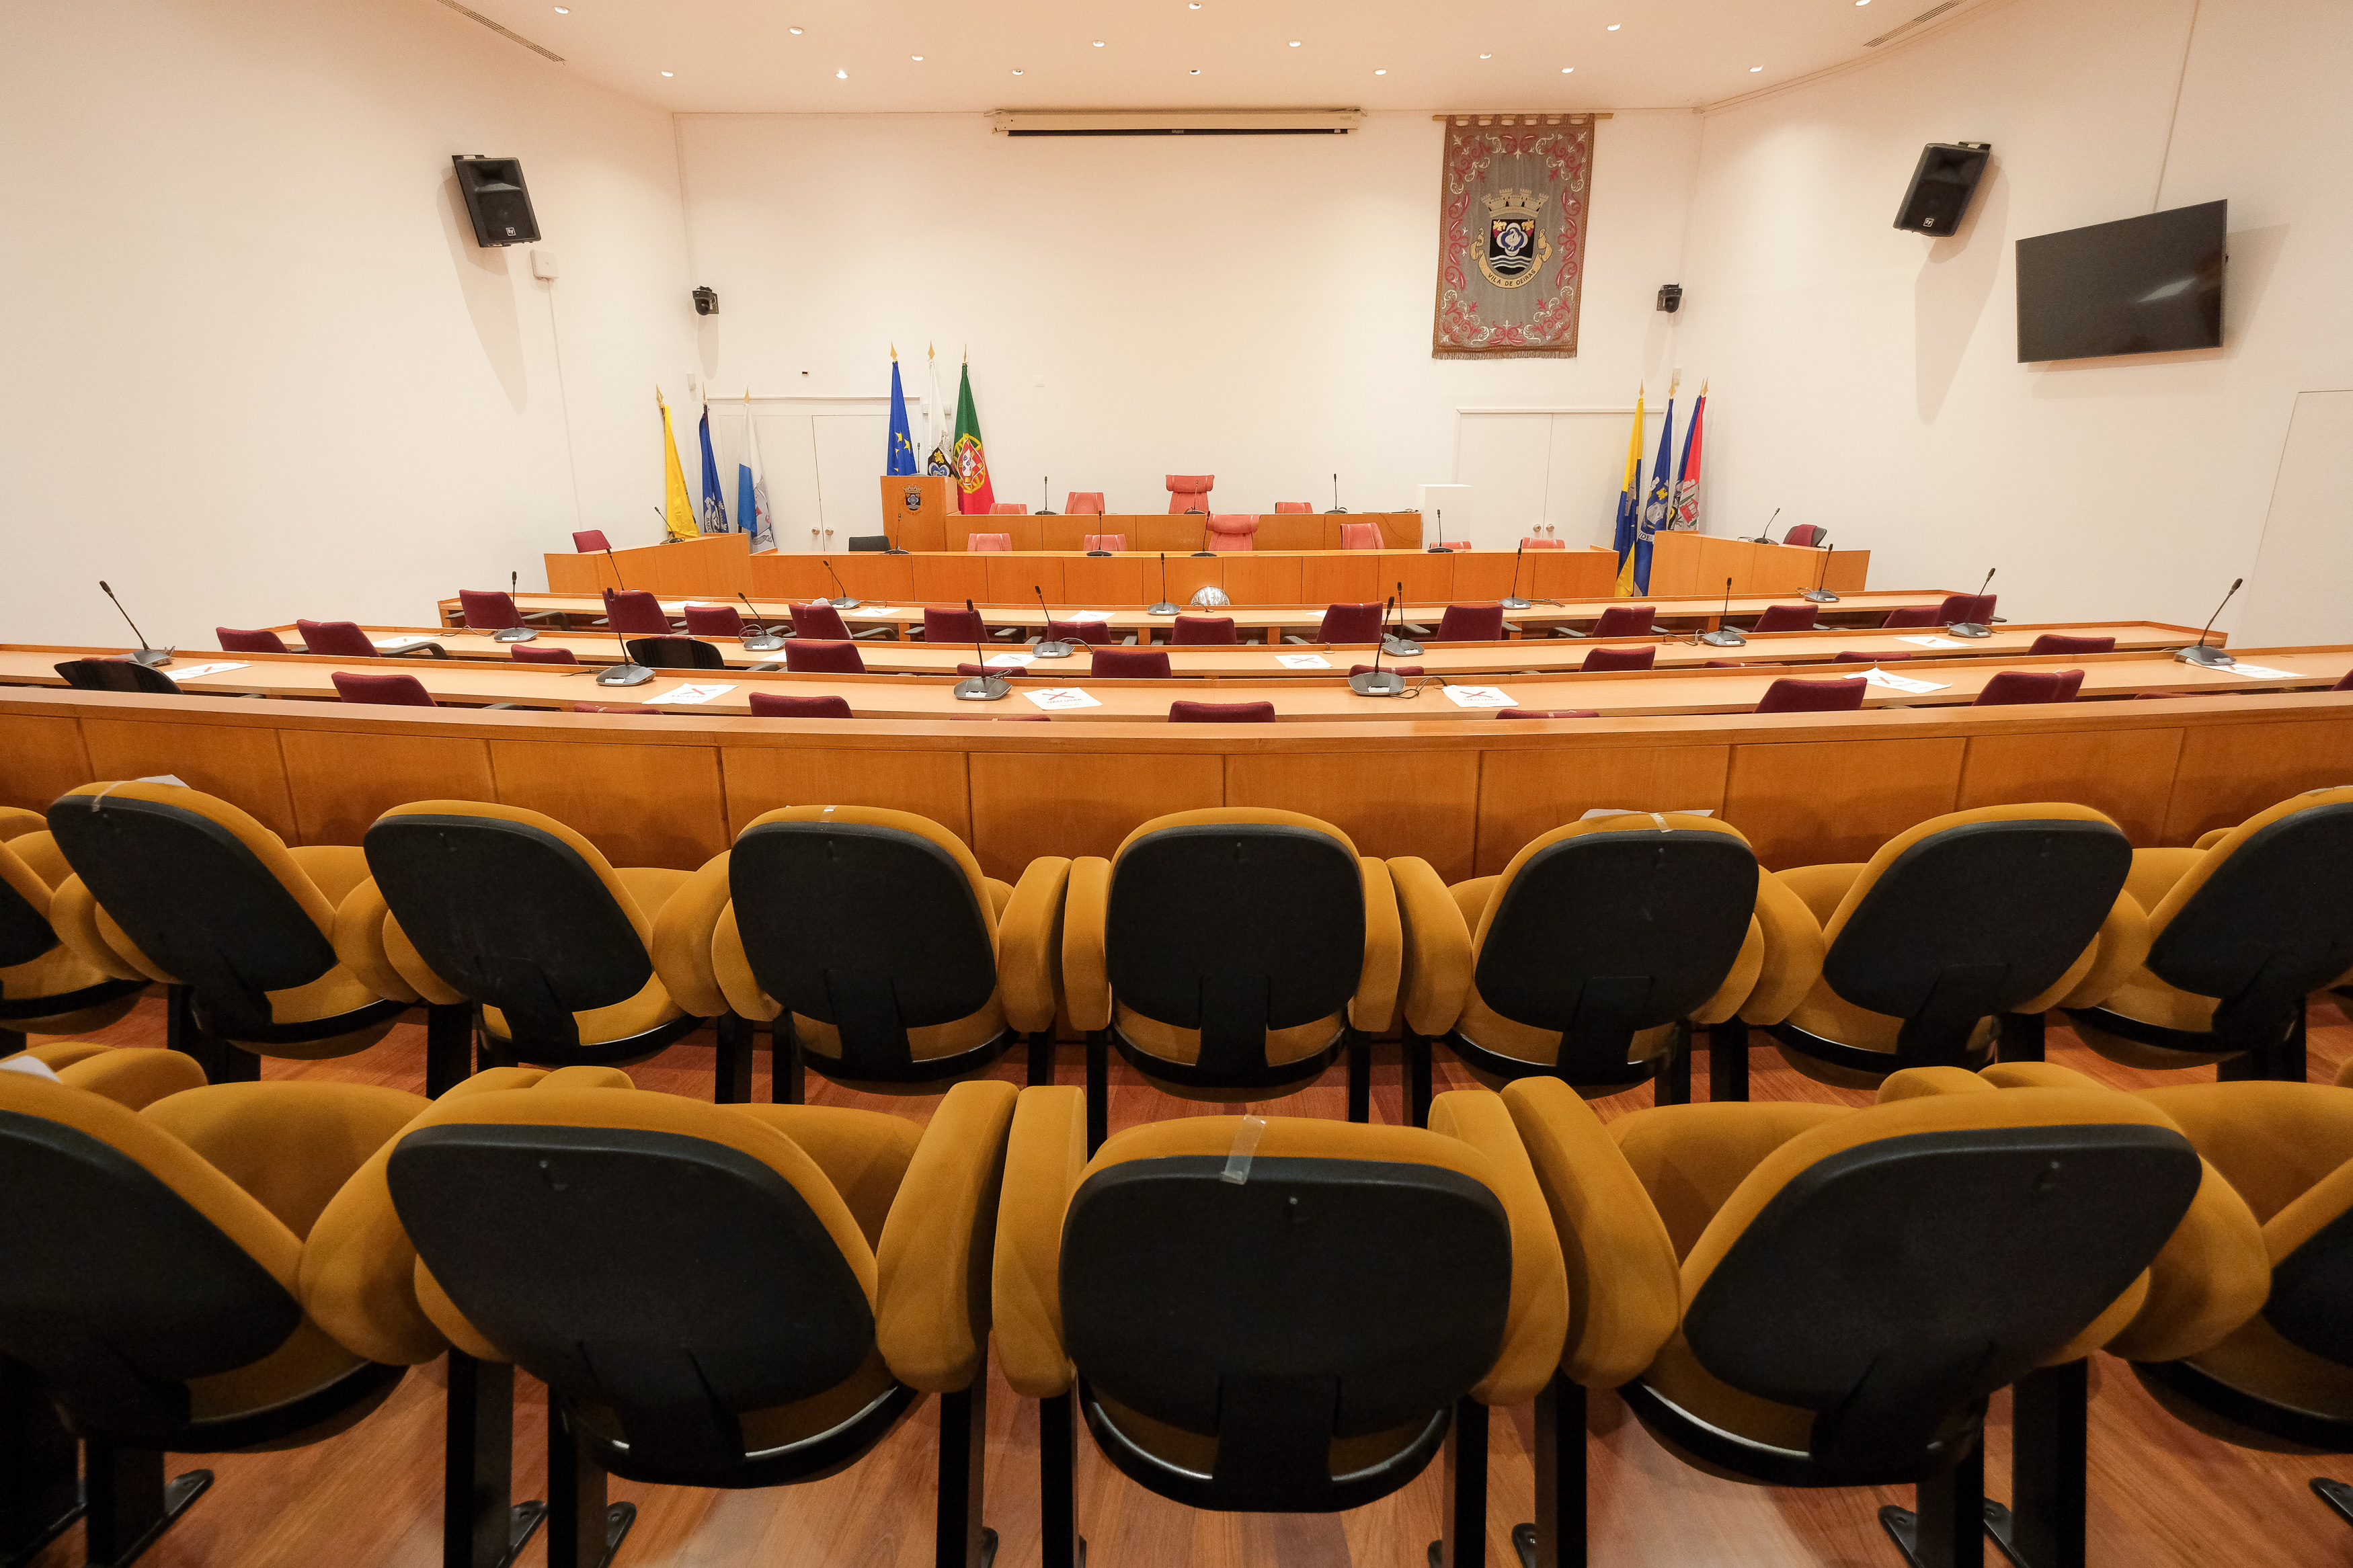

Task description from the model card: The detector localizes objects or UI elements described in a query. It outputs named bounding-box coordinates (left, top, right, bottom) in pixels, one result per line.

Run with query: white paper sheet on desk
left=374, top=636, right=437, bottom=651
left=1025, top=687, right=1101, bottom=710
left=1277, top=654, right=1332, bottom=669
left=856, top=606, right=899, bottom=617
left=1895, top=635, right=1964, bottom=649
left=1849, top=667, right=1949, bottom=694
left=1442, top=684, right=1516, bottom=708
left=2225, top=663, right=2309, bottom=680
left=984, top=653, right=1035, bottom=668
left=1065, top=610, right=1113, bottom=624
left=655, top=683, right=737, bottom=705
left=166, top=661, right=251, bottom=681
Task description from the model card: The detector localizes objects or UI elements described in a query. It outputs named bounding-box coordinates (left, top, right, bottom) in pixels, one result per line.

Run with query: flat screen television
left=2015, top=200, right=2225, bottom=362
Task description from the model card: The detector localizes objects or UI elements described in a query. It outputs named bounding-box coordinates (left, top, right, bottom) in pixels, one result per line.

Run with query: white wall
left=673, top=110, right=1703, bottom=548
left=1673, top=0, right=2353, bottom=629
left=0, top=0, right=696, bottom=645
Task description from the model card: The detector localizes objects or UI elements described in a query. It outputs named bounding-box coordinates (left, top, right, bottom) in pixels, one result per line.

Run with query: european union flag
left=885, top=354, right=918, bottom=477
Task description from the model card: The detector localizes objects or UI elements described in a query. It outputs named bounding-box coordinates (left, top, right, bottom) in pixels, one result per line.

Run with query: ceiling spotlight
left=911, top=53, right=923, bottom=60
left=1189, top=67, right=1200, bottom=73
left=551, top=5, right=568, bottom=12
left=1607, top=22, right=1622, bottom=30
left=1092, top=40, right=1105, bottom=47
left=1373, top=67, right=1387, bottom=74
left=1561, top=66, right=1574, bottom=73
left=1288, top=40, right=1302, bottom=46
left=660, top=69, right=674, bottom=76
left=1478, top=51, right=1493, bottom=58
left=1749, top=63, right=1763, bottom=70
left=1011, top=67, right=1024, bottom=74
left=787, top=25, right=803, bottom=33
left=835, top=67, right=847, bottom=77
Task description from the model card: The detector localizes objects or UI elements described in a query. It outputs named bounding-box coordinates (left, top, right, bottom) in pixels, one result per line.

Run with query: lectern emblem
left=903, top=486, right=924, bottom=511
left=1479, top=188, right=1552, bottom=289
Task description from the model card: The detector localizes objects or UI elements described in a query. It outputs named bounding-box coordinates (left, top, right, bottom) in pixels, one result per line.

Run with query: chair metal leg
left=1039, top=1393, right=1080, bottom=1568
left=424, top=1003, right=475, bottom=1098
left=1346, top=1033, right=1371, bottom=1124
left=1993, top=1360, right=2085, bottom=1568
left=444, top=1352, right=545, bottom=1568
left=80, top=1442, right=209, bottom=1568
left=1707, top=1020, right=1749, bottom=1103
left=165, top=985, right=257, bottom=1083
left=772, top=1018, right=804, bottom=1105
left=1429, top=1397, right=1488, bottom=1568
left=1, top=1356, right=79, bottom=1568
left=543, top=1403, right=633, bottom=1568
left=1026, top=1031, right=1058, bottom=1087
left=1517, top=1374, right=1584, bottom=1568
left=1655, top=1023, right=1692, bottom=1106
left=936, top=1383, right=996, bottom=1568
left=1997, top=1012, right=2046, bottom=1064
left=1879, top=1440, right=1985, bottom=1568
left=1085, top=1033, right=1109, bottom=1154
left=1406, top=1031, right=1433, bottom=1128
left=714, top=1012, right=755, bottom=1104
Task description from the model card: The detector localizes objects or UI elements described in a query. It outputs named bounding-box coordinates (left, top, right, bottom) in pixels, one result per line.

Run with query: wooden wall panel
left=489, top=739, right=728, bottom=869
left=749, top=556, right=835, bottom=601
left=1449, top=553, right=1517, bottom=602
left=1723, top=737, right=1964, bottom=868
left=1060, top=558, right=1148, bottom=608
left=1956, top=727, right=2185, bottom=844
left=967, top=751, right=1224, bottom=880
left=1475, top=745, right=1732, bottom=874
left=1227, top=751, right=1480, bottom=883
left=911, top=556, right=990, bottom=606
left=1530, top=550, right=1617, bottom=600
left=280, top=731, right=496, bottom=845
left=1390, top=553, right=1456, bottom=607
left=0, top=715, right=92, bottom=811
left=806, top=555, right=914, bottom=602
left=1164, top=556, right=1228, bottom=606
left=987, top=555, right=1064, bottom=606
left=1300, top=556, right=1381, bottom=606
left=1220, top=556, right=1304, bottom=608
left=79, top=718, right=297, bottom=839
left=721, top=747, right=971, bottom=843
left=2163, top=716, right=2353, bottom=843
left=1254, top=516, right=1326, bottom=552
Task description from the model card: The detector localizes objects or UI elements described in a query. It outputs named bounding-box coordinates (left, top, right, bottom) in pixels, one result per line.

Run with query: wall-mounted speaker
left=1893, top=142, right=1991, bottom=235
left=452, top=155, right=541, bottom=247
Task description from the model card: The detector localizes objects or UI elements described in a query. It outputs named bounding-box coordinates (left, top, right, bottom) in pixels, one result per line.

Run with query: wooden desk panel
left=1060, top=556, right=1150, bottom=608
left=0, top=714, right=91, bottom=816
left=720, top=746, right=972, bottom=843
left=487, top=739, right=729, bottom=869
left=1474, top=744, right=1733, bottom=874
left=1529, top=550, right=1620, bottom=600
left=1724, top=737, right=1966, bottom=867
left=1955, top=728, right=2187, bottom=845
left=79, top=717, right=300, bottom=841
left=1217, top=555, right=1305, bottom=607
left=1226, top=749, right=1482, bottom=884
left=543, top=532, right=752, bottom=598
left=968, top=750, right=1225, bottom=881
left=1300, top=554, right=1382, bottom=606
left=280, top=730, right=495, bottom=847
left=2163, top=717, right=2353, bottom=843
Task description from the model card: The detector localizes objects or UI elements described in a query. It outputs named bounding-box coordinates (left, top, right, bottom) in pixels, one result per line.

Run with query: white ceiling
left=454, top=0, right=1997, bottom=115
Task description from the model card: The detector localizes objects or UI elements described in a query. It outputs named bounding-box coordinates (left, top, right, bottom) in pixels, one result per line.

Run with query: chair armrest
left=2192, top=827, right=2231, bottom=852
left=1349, top=858, right=1402, bottom=1032
left=991, top=1086, right=1088, bottom=1397
left=1387, top=856, right=1472, bottom=1036
left=2052, top=891, right=2152, bottom=1010
left=143, top=1081, right=431, bottom=1243
left=48, top=876, right=163, bottom=983
left=2098, top=1153, right=2270, bottom=1362
left=1062, top=858, right=1112, bottom=1032
left=1687, top=915, right=1765, bottom=1027
left=875, top=1079, right=1019, bottom=1392
left=331, top=877, right=424, bottom=1005
left=1428, top=1089, right=1569, bottom=1406
left=1737, top=870, right=1827, bottom=1024
left=711, top=905, right=783, bottom=1023
left=52, top=1048, right=206, bottom=1110
left=998, top=858, right=1072, bottom=1034
left=1500, top=1077, right=1683, bottom=1388
left=649, top=853, right=735, bottom=1020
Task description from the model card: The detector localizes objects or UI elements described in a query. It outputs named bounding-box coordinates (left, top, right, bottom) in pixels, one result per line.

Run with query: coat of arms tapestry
left=1432, top=114, right=1596, bottom=360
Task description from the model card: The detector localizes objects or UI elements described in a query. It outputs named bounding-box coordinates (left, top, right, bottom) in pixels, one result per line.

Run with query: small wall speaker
left=452, top=156, right=541, bottom=247
left=1893, top=143, right=1991, bottom=235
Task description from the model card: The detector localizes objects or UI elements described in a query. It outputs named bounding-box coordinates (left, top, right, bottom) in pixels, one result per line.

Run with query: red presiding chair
left=1749, top=604, right=1821, bottom=633
left=967, top=533, right=1014, bottom=551
left=1166, top=474, right=1213, bottom=512
left=331, top=671, right=435, bottom=707
left=1274, top=502, right=1312, bottom=514
left=216, top=627, right=288, bottom=653
left=1755, top=677, right=1867, bottom=714
left=1169, top=701, right=1276, bottom=723
left=1583, top=645, right=1656, bottom=672
left=990, top=503, right=1029, bottom=515
left=604, top=589, right=673, bottom=636
left=749, top=693, right=852, bottom=719
left=1205, top=515, right=1259, bottom=552
left=684, top=604, right=744, bottom=638
left=2029, top=634, right=2114, bottom=655
left=1066, top=491, right=1105, bottom=514
left=783, top=639, right=865, bottom=673
left=1082, top=534, right=1126, bottom=552
left=1292, top=603, right=1385, bottom=645
left=1170, top=616, right=1238, bottom=646
left=1882, top=606, right=1942, bottom=628
left=1976, top=669, right=2084, bottom=706
left=789, top=602, right=889, bottom=642
left=1430, top=604, right=1506, bottom=642
left=1498, top=708, right=1599, bottom=719
left=1782, top=524, right=1827, bottom=546
left=1090, top=648, right=1170, bottom=679
left=571, top=530, right=611, bottom=552
left=1518, top=536, right=1565, bottom=550
left=513, top=645, right=575, bottom=664
left=1341, top=523, right=1383, bottom=550
left=1579, top=604, right=1667, bottom=638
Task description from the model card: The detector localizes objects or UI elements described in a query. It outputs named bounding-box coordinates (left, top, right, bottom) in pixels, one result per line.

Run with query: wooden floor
left=20, top=1001, right=2353, bottom=1568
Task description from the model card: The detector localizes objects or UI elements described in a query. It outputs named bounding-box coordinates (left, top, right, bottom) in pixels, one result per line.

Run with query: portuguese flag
left=952, top=359, right=995, bottom=515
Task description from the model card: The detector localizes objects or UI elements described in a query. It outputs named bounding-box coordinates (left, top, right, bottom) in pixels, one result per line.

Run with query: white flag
left=736, top=395, right=775, bottom=553
left=924, top=343, right=953, bottom=475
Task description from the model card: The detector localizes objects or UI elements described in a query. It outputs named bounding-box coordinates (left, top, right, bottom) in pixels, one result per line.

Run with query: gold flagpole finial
left=928, top=342, right=936, bottom=359
left=890, top=344, right=898, bottom=361
left=1700, top=378, right=1710, bottom=395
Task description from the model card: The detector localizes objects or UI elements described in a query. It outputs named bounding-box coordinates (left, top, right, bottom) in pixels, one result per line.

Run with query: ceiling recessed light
left=1092, top=39, right=1105, bottom=46
left=787, top=25, right=802, bottom=34
left=835, top=67, right=847, bottom=77
left=1010, top=67, right=1024, bottom=74
left=551, top=6, right=567, bottom=13
left=1607, top=22, right=1622, bottom=30
left=1288, top=40, right=1302, bottom=46
left=1373, top=67, right=1387, bottom=75
left=1189, top=67, right=1200, bottom=73
left=1561, top=66, right=1574, bottom=73
left=1478, top=51, right=1493, bottom=58
left=1749, top=64, right=1763, bottom=71
left=911, top=54, right=923, bottom=60
left=660, top=69, right=673, bottom=76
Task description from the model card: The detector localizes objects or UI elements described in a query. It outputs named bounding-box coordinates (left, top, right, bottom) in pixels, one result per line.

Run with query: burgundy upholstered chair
left=331, top=671, right=435, bottom=707
left=1082, top=534, right=1127, bottom=552
left=1974, top=669, right=2084, bottom=706
left=1065, top=492, right=1106, bottom=514
left=1314, top=604, right=1386, bottom=643
left=1341, top=524, right=1383, bottom=550
left=1936, top=593, right=1997, bottom=624
left=1170, top=616, right=1238, bottom=646
left=1205, top=515, right=1259, bottom=552
left=512, top=645, right=576, bottom=664
left=1881, top=607, right=1942, bottom=628
left=572, top=530, right=612, bottom=552
left=1170, top=701, right=1275, bottom=723
left=216, top=627, right=289, bottom=654
left=1588, top=605, right=1661, bottom=638
left=749, top=693, right=854, bottom=719
left=684, top=605, right=745, bottom=638
left=1832, top=651, right=1912, bottom=663
left=1497, top=709, right=1600, bottom=720
left=1704, top=660, right=1751, bottom=668
left=603, top=590, right=672, bottom=636
left=1090, top=647, right=1171, bottom=679
left=791, top=602, right=853, bottom=640
left=1047, top=619, right=1117, bottom=647
left=1753, top=677, right=1867, bottom=714
left=922, top=606, right=989, bottom=645
left=1432, top=604, right=1506, bottom=642
left=1274, top=502, right=1312, bottom=514
left=457, top=589, right=526, bottom=632
left=783, top=639, right=865, bottom=674
left=1782, top=525, right=1827, bottom=547
left=1166, top=474, right=1214, bottom=513
left=1749, top=605, right=1820, bottom=634
left=296, top=620, right=381, bottom=657
left=1518, top=537, right=1566, bottom=550
left=1581, top=645, right=1657, bottom=673
left=967, top=534, right=1014, bottom=551
left=990, top=503, right=1029, bottom=515
left=2336, top=670, right=2353, bottom=692
left=952, top=715, right=1051, bottom=722
left=2027, top=634, right=2114, bottom=656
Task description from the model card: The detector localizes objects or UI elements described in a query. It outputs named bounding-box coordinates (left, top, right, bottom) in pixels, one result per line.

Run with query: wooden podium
left=881, top=475, right=957, bottom=552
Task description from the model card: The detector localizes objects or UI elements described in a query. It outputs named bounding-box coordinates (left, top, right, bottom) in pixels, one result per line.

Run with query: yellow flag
left=1612, top=388, right=1646, bottom=596
left=657, top=388, right=699, bottom=541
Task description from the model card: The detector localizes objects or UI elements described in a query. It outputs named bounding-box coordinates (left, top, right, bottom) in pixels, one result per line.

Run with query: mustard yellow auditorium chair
left=303, top=1068, right=1017, bottom=1568
left=0, top=807, right=147, bottom=1054
left=992, top=1085, right=1565, bottom=1568
left=2123, top=1067, right=2353, bottom=1532
left=2067, top=787, right=2353, bottom=1083
left=1062, top=809, right=1400, bottom=1149
left=671, top=805, right=1068, bottom=1102
left=1388, top=815, right=1821, bottom=1123
left=1739, top=803, right=2146, bottom=1095
left=0, top=1069, right=426, bottom=1567
left=1506, top=1063, right=2262, bottom=1568
left=44, top=782, right=412, bottom=1085
left=0, top=1041, right=207, bottom=1109
left=339, top=800, right=737, bottom=1100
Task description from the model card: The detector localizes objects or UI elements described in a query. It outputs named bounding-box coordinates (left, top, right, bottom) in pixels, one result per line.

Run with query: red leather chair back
left=1497, top=709, right=1601, bottom=720
left=1274, top=502, right=1312, bottom=514
left=458, top=589, right=523, bottom=631
left=967, top=533, right=1014, bottom=551
left=572, top=530, right=612, bottom=552
left=603, top=589, right=670, bottom=635
left=1170, top=616, right=1238, bottom=646
left=1205, top=515, right=1259, bottom=552
left=791, top=602, right=851, bottom=639
left=2026, top=634, right=2113, bottom=656
left=1881, top=606, right=1942, bottom=628
left=331, top=671, right=436, bottom=708
left=296, top=620, right=378, bottom=657
left=216, top=627, right=288, bottom=654
left=1433, top=604, right=1505, bottom=642
left=1316, top=603, right=1385, bottom=643
left=1090, top=647, right=1171, bottom=678
left=749, top=693, right=853, bottom=718
left=1832, top=651, right=1911, bottom=663
left=990, top=503, right=1029, bottom=515
left=2336, top=670, right=2353, bottom=692
left=1974, top=669, right=2083, bottom=706
left=924, top=607, right=988, bottom=644
left=684, top=605, right=744, bottom=638
left=1170, top=701, right=1275, bottom=723
left=1518, top=537, right=1566, bottom=550
left=512, top=645, right=575, bottom=664
left=1341, top=523, right=1382, bottom=550
left=1065, top=492, right=1106, bottom=514
left=1082, top=534, right=1127, bottom=552
left=1581, top=645, right=1656, bottom=672
left=1750, top=605, right=1818, bottom=634
left=1166, top=474, right=1214, bottom=512
left=1589, top=606, right=1656, bottom=638
left=1782, top=524, right=1827, bottom=547
left=1754, top=677, right=1867, bottom=714
left=783, top=639, right=865, bottom=674
left=1047, top=619, right=1117, bottom=646
left=1933, top=593, right=1987, bottom=623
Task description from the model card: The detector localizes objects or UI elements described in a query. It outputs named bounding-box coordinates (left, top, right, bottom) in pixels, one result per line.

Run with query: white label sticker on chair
left=657, top=683, right=738, bottom=705
left=1025, top=688, right=1101, bottom=710
left=0, top=1055, right=61, bottom=1081
left=1277, top=654, right=1333, bottom=669
left=134, top=775, right=191, bottom=788
left=165, top=662, right=251, bottom=681
left=1442, top=684, right=1516, bottom=708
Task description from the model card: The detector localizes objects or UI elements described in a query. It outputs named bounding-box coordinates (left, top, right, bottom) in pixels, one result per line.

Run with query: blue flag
left=697, top=403, right=730, bottom=534
left=1611, top=390, right=1644, bottom=595
left=1635, top=395, right=1676, bottom=594
left=885, top=355, right=918, bottom=477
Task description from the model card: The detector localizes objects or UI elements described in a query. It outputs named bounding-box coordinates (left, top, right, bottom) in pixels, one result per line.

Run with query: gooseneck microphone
left=1384, top=579, right=1423, bottom=657
left=1427, top=507, right=1450, bottom=553
left=1033, top=587, right=1074, bottom=658
left=491, top=569, right=536, bottom=643
left=2176, top=577, right=2243, bottom=667
left=594, top=548, right=654, bottom=686
left=1802, top=531, right=1840, bottom=605
left=1191, top=515, right=1215, bottom=558
left=1148, top=553, right=1179, bottom=617
left=98, top=581, right=173, bottom=667
left=1349, top=596, right=1407, bottom=696
left=738, top=592, right=784, bottom=653
left=1039, top=477, right=1055, bottom=516
left=1699, top=577, right=1747, bottom=648
left=953, top=598, right=1010, bottom=701
left=1946, top=568, right=1997, bottom=638
left=1326, top=474, right=1347, bottom=513
left=1751, top=507, right=1782, bottom=546
left=822, top=559, right=861, bottom=610
left=1501, top=544, right=1531, bottom=610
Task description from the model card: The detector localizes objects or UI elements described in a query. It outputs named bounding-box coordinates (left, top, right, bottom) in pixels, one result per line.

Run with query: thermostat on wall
left=530, top=249, right=559, bottom=280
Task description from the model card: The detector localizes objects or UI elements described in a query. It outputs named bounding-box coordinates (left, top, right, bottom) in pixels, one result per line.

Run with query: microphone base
left=1427, top=545, right=1451, bottom=553
left=1189, top=550, right=1216, bottom=559
left=1382, top=636, right=1423, bottom=657
left=741, top=634, right=786, bottom=652
left=130, top=647, right=174, bottom=667
left=1086, top=550, right=1112, bottom=558
left=1802, top=589, right=1841, bottom=604
left=1698, top=630, right=1748, bottom=648
left=1325, top=507, right=1349, bottom=514
left=596, top=664, right=655, bottom=688
left=1032, top=640, right=1076, bottom=659
left=2174, top=644, right=2236, bottom=667
left=1945, top=623, right=1993, bottom=639
left=1148, top=602, right=1180, bottom=616
left=953, top=675, right=1012, bottom=701
left=828, top=596, right=861, bottom=610
left=1349, top=670, right=1408, bottom=697
left=885, top=548, right=910, bottom=556
left=1500, top=597, right=1532, bottom=610
left=491, top=628, right=539, bottom=643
